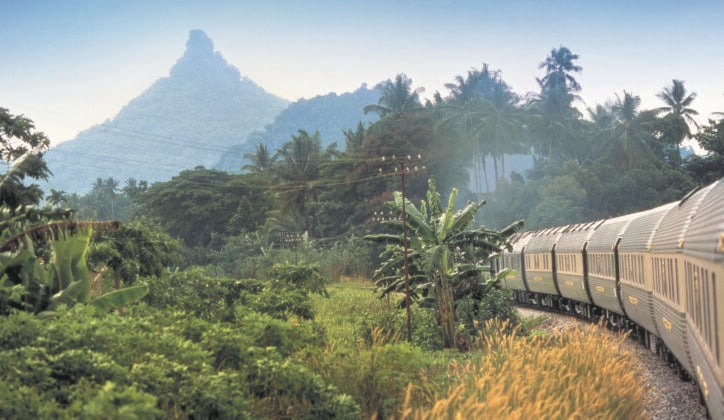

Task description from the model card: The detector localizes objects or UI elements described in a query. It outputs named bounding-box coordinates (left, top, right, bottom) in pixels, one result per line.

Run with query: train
left=497, top=177, right=724, bottom=418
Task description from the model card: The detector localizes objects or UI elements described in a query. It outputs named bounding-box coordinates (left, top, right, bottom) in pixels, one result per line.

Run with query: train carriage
left=500, top=231, right=533, bottom=293
left=523, top=226, right=567, bottom=306
left=651, top=182, right=720, bottom=378
left=586, top=213, right=638, bottom=320
left=682, top=179, right=724, bottom=418
left=618, top=203, right=676, bottom=338
left=556, top=221, right=603, bottom=308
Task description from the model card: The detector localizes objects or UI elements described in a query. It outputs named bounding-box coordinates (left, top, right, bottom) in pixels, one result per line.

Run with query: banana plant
left=0, top=221, right=148, bottom=316
left=365, top=178, right=522, bottom=348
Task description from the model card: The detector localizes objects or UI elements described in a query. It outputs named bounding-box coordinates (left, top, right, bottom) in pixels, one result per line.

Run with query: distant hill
left=44, top=30, right=288, bottom=194
left=214, top=85, right=380, bottom=172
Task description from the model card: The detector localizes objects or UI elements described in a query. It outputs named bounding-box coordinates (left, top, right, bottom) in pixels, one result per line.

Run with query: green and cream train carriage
left=681, top=180, right=724, bottom=419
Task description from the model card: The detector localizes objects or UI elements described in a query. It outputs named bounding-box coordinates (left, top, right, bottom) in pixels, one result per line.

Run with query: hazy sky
left=2, top=0, right=723, bottom=146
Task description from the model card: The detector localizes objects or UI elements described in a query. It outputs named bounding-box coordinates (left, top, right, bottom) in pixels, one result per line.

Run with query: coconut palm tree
left=272, top=130, right=323, bottom=237
left=655, top=79, right=699, bottom=164
left=474, top=83, right=528, bottom=183
left=243, top=143, right=276, bottom=173
left=655, top=79, right=699, bottom=133
left=527, top=47, right=584, bottom=162
left=595, top=91, right=657, bottom=169
left=364, top=73, right=424, bottom=118
left=443, top=64, right=521, bottom=193
left=537, top=46, right=583, bottom=92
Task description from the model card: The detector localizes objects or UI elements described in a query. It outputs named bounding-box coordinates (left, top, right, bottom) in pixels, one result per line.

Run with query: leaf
left=91, top=285, right=149, bottom=312
left=49, top=279, right=88, bottom=309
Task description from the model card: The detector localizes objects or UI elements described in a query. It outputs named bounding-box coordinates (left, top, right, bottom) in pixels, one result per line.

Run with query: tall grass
left=398, top=320, right=645, bottom=419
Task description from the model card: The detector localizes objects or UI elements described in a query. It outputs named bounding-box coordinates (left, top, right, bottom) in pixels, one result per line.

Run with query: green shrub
left=68, top=380, right=162, bottom=419
left=0, top=311, right=42, bottom=349
left=0, top=346, right=54, bottom=390
left=50, top=348, right=126, bottom=386
left=455, top=287, right=519, bottom=337
left=0, top=381, right=63, bottom=419
left=360, top=303, right=444, bottom=351
left=144, top=268, right=237, bottom=321
left=237, top=311, right=325, bottom=357
left=311, top=333, right=436, bottom=419
left=128, top=352, right=199, bottom=416
left=186, top=371, right=252, bottom=419
left=201, top=323, right=254, bottom=370
left=245, top=286, right=314, bottom=320
left=247, top=353, right=360, bottom=420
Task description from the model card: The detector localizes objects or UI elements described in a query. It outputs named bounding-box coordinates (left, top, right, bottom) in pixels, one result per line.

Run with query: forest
left=1, top=46, right=723, bottom=418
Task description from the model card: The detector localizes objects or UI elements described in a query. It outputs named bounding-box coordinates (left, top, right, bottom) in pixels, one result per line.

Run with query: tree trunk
left=481, top=156, right=490, bottom=194
left=435, top=275, right=456, bottom=348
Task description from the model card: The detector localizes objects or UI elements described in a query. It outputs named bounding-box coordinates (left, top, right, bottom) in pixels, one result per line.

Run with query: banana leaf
left=91, top=285, right=149, bottom=312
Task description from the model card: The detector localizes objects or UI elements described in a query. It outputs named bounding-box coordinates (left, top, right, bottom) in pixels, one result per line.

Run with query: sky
left=2, top=0, right=723, bottom=146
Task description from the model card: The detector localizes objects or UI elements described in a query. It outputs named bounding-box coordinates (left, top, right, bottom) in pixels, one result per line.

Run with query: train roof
left=652, top=181, right=719, bottom=254
left=587, top=212, right=640, bottom=252
left=618, top=201, right=677, bottom=252
left=683, top=179, right=724, bottom=261
left=556, top=219, right=604, bottom=252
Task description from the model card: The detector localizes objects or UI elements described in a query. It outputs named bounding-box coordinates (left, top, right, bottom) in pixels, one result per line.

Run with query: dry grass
left=398, top=320, right=645, bottom=419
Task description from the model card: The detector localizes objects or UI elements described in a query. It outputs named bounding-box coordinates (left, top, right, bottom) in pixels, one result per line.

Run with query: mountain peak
left=170, top=29, right=237, bottom=80
left=186, top=29, right=214, bottom=57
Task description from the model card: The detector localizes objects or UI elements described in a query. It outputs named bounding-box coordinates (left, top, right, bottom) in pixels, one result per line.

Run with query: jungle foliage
left=1, top=43, right=720, bottom=417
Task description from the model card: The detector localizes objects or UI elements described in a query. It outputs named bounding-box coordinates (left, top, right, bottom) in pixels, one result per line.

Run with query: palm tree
left=656, top=79, right=699, bottom=132
left=527, top=46, right=584, bottom=162
left=46, top=189, right=67, bottom=208
left=364, top=73, right=424, bottom=118
left=444, top=65, right=500, bottom=103
left=594, top=91, right=657, bottom=169
left=103, top=177, right=119, bottom=219
left=342, top=122, right=366, bottom=153
left=537, top=46, right=582, bottom=92
left=272, top=130, right=323, bottom=237
left=243, top=143, right=276, bottom=173
left=474, top=83, right=528, bottom=183
left=443, top=64, right=519, bottom=194
left=655, top=79, right=699, bottom=164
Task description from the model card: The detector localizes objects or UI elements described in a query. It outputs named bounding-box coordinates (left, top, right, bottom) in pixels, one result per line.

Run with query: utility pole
left=380, top=154, right=423, bottom=342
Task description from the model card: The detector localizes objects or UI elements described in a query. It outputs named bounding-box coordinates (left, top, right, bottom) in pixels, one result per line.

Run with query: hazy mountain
left=44, top=30, right=288, bottom=194
left=214, top=85, right=380, bottom=172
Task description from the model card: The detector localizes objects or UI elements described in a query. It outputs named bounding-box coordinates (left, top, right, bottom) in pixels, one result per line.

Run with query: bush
left=144, top=268, right=238, bottom=321
left=0, top=311, right=42, bottom=349
left=68, top=381, right=162, bottom=419
left=360, top=303, right=444, bottom=351
left=247, top=352, right=360, bottom=420
left=455, top=287, right=519, bottom=338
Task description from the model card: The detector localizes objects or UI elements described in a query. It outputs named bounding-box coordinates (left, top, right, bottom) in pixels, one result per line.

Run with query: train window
left=714, top=273, right=720, bottom=365
left=684, top=262, right=719, bottom=365
left=674, top=260, right=680, bottom=304
left=653, top=257, right=678, bottom=304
